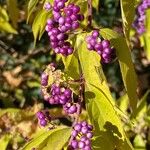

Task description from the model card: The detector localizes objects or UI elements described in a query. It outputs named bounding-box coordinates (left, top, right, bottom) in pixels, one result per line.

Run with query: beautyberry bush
left=21, top=0, right=150, bottom=150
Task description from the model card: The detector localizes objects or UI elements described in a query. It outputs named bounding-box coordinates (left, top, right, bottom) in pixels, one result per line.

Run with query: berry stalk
left=68, top=74, right=84, bottom=146
left=88, top=0, right=92, bottom=27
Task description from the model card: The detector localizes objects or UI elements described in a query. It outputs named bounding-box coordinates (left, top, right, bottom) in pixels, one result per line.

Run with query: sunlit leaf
left=32, top=9, right=52, bottom=45
left=77, top=33, right=133, bottom=150
left=0, top=6, right=9, bottom=21
left=117, top=94, right=129, bottom=113
left=22, top=127, right=71, bottom=150
left=92, top=0, right=99, bottom=12
left=27, top=0, right=39, bottom=22
left=0, top=134, right=12, bottom=150
left=42, top=127, right=71, bottom=150
left=101, top=28, right=138, bottom=111
left=131, top=90, right=150, bottom=119
left=133, top=134, right=146, bottom=149
left=143, top=9, right=150, bottom=60
left=120, top=0, right=136, bottom=41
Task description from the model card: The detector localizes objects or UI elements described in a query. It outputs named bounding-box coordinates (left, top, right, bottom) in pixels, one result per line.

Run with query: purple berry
left=77, top=14, right=84, bottom=21
left=57, top=1, right=65, bottom=9
left=48, top=97, right=54, bottom=104
left=65, top=9, right=73, bottom=16
left=73, top=5, right=80, bottom=13
left=72, top=21, right=79, bottom=30
left=90, top=38, right=97, bottom=46
left=81, top=136, right=87, bottom=142
left=86, top=132, right=93, bottom=138
left=95, top=43, right=103, bottom=51
left=101, top=40, right=110, bottom=48
left=71, top=140, right=78, bottom=149
left=44, top=2, right=51, bottom=11
left=74, top=124, right=82, bottom=132
left=37, top=111, right=45, bottom=119
left=71, top=14, right=78, bottom=21
left=81, top=121, right=88, bottom=127
left=103, top=47, right=113, bottom=54
left=78, top=141, right=85, bottom=149
left=40, top=119, right=47, bottom=126
left=92, top=30, right=99, bottom=38
left=58, top=17, right=65, bottom=25
left=65, top=17, right=72, bottom=24
left=41, top=73, right=48, bottom=86
left=57, top=33, right=65, bottom=40
left=84, top=146, right=92, bottom=150
left=68, top=105, right=77, bottom=114
left=72, top=130, right=78, bottom=137
left=64, top=89, right=72, bottom=97
left=81, top=126, right=88, bottom=134
left=67, top=47, right=73, bottom=55
left=87, top=43, right=94, bottom=50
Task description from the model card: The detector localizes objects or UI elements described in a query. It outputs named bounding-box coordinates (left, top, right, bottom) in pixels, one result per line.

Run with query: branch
left=68, top=74, right=84, bottom=146
left=88, top=0, right=92, bottom=27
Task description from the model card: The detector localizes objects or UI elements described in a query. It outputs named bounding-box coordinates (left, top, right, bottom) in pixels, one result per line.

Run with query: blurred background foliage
left=0, top=0, right=150, bottom=149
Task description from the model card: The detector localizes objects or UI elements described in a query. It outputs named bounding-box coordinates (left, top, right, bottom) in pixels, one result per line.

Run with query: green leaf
left=77, top=33, right=133, bottom=150
left=22, top=127, right=71, bottom=150
left=7, top=0, right=19, bottom=28
left=133, top=134, right=146, bottom=150
left=62, top=36, right=80, bottom=79
left=101, top=28, right=138, bottom=111
left=0, top=134, right=12, bottom=150
left=92, top=0, right=99, bottom=12
left=32, top=9, right=52, bottom=45
left=0, top=21, right=18, bottom=34
left=120, top=0, right=136, bottom=40
left=27, top=0, right=39, bottom=22
left=118, top=94, right=129, bottom=113
left=131, top=90, right=150, bottom=119
left=0, top=6, right=9, bottom=21
left=62, top=53, right=80, bottom=79
left=0, top=6, right=17, bottom=34
left=42, top=127, right=71, bottom=150
left=143, top=9, right=150, bottom=60
left=100, top=28, right=121, bottom=39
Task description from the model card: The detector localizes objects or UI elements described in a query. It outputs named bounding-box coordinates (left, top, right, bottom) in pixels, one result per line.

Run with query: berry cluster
left=71, top=121, right=93, bottom=150
left=36, top=111, right=51, bottom=127
left=45, top=0, right=84, bottom=56
left=86, top=30, right=115, bottom=63
left=41, top=64, right=78, bottom=115
left=48, top=83, right=72, bottom=105
left=133, top=0, right=150, bottom=34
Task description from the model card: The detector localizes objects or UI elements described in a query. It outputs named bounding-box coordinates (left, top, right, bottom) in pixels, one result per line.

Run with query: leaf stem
left=88, top=0, right=92, bottom=27
left=68, top=74, right=84, bottom=146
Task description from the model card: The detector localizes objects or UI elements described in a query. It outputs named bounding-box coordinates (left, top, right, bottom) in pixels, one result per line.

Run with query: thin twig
left=68, top=74, right=84, bottom=146
left=88, top=0, right=92, bottom=27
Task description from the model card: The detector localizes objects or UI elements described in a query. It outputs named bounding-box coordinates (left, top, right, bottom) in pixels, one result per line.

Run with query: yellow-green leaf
left=0, top=134, right=12, bottom=150
left=120, top=0, right=136, bottom=41
left=32, top=9, right=52, bottom=45
left=7, top=0, right=19, bottom=28
left=77, top=33, right=133, bottom=150
left=23, top=127, right=71, bottom=150
left=27, top=0, right=39, bottom=22
left=143, top=9, right=150, bottom=60
left=101, top=28, right=138, bottom=111
left=0, top=21, right=18, bottom=34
